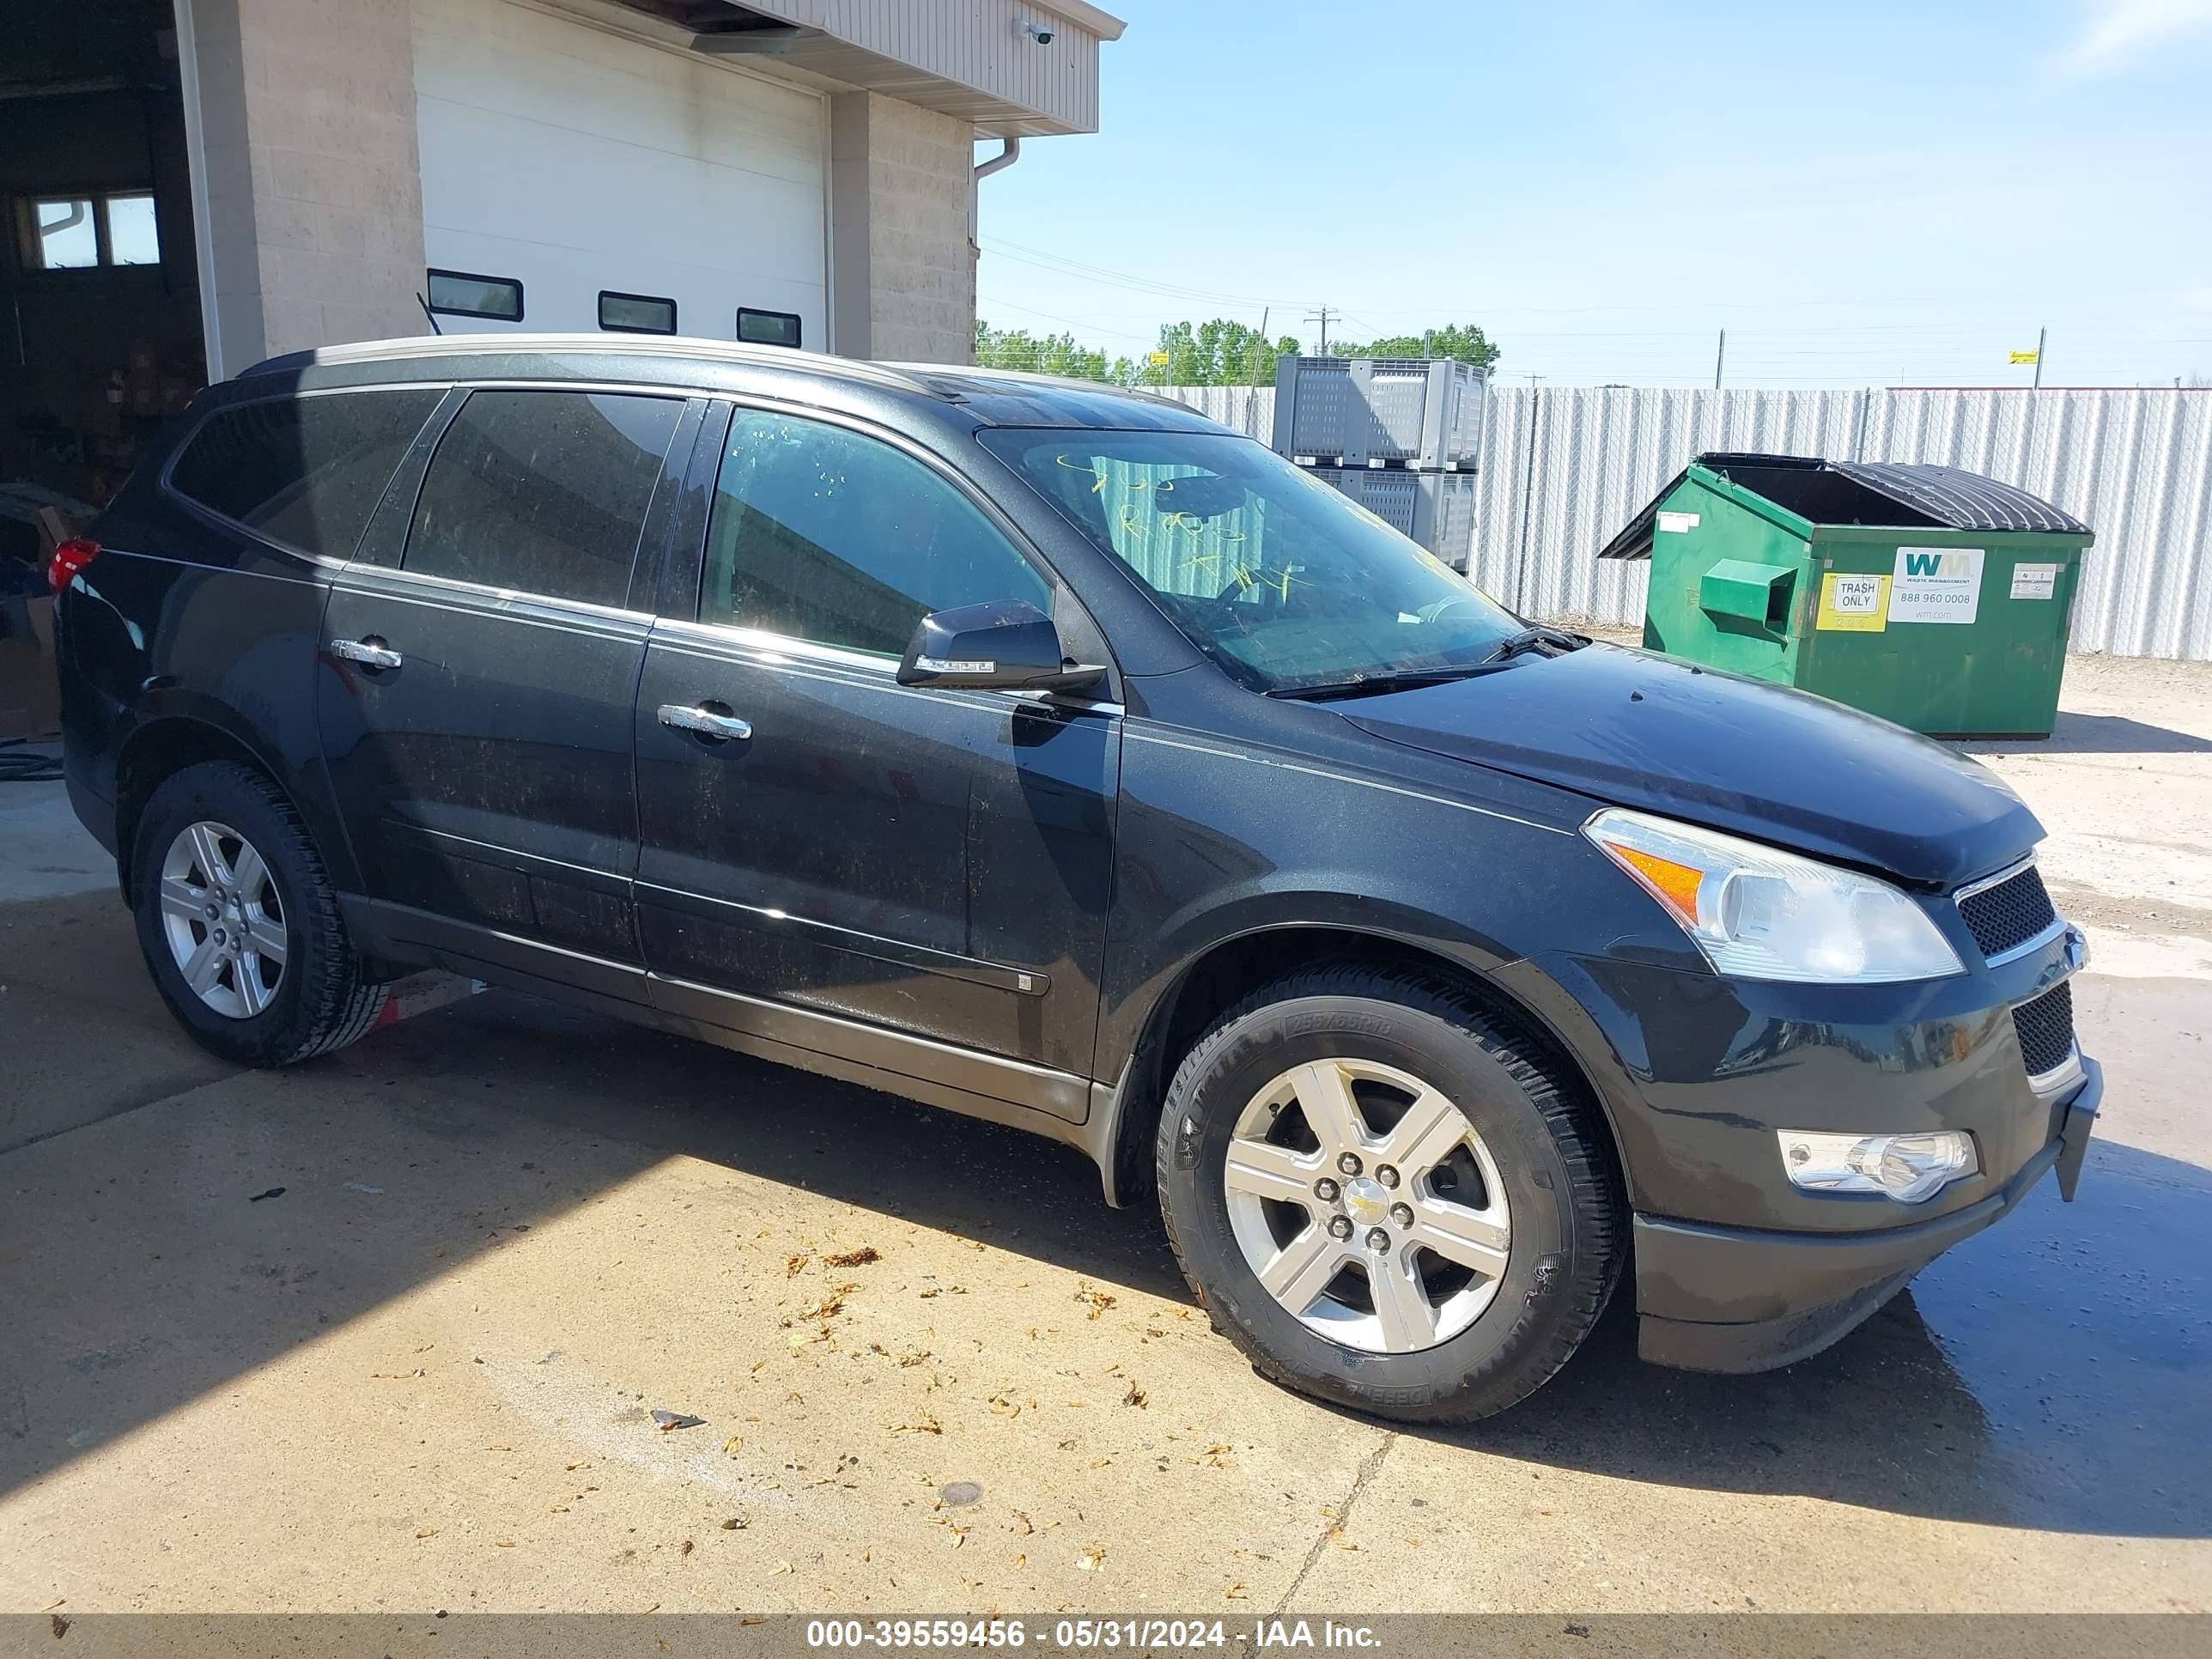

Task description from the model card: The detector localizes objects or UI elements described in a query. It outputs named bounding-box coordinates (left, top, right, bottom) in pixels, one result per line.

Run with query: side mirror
left=896, top=599, right=1106, bottom=696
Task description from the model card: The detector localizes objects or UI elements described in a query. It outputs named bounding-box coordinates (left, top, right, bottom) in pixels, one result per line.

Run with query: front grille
left=1958, top=864, right=2057, bottom=959
left=2012, top=981, right=2075, bottom=1079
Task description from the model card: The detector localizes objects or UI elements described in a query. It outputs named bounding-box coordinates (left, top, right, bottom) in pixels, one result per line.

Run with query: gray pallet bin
left=1272, top=356, right=1489, bottom=467
left=1306, top=465, right=1479, bottom=569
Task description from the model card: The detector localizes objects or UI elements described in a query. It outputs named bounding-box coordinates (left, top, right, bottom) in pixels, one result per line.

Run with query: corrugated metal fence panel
left=1474, top=387, right=1877, bottom=623
left=1156, top=385, right=2212, bottom=659
left=1866, top=389, right=2212, bottom=659
left=1159, top=384, right=1272, bottom=439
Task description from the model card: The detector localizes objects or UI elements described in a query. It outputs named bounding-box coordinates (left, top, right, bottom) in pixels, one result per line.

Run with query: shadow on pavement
left=3, top=927, right=2204, bottom=1540
left=1962, top=712, right=2212, bottom=756
left=1439, top=1134, right=2212, bottom=1540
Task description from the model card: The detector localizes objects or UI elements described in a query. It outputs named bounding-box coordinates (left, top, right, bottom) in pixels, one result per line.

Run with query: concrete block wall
left=185, top=0, right=426, bottom=374
left=830, top=92, right=976, bottom=364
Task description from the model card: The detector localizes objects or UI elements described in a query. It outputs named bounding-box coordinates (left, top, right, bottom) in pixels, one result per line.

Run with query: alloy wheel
left=1222, top=1057, right=1511, bottom=1353
left=157, top=819, right=288, bottom=1019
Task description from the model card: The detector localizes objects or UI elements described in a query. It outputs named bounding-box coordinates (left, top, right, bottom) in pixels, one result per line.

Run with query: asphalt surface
left=3, top=654, right=2208, bottom=1614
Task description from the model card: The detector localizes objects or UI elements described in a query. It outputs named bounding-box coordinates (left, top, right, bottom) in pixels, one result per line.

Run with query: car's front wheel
left=1156, top=964, right=1622, bottom=1423
left=131, top=761, right=387, bottom=1066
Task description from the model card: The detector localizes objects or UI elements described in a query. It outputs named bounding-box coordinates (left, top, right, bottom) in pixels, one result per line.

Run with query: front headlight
left=1583, top=807, right=1964, bottom=983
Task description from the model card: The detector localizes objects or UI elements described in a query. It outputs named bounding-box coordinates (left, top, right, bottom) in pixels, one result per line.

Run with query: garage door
left=411, top=0, right=826, bottom=348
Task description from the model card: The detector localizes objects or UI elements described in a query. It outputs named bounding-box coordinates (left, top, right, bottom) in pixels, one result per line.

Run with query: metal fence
left=1156, top=384, right=2212, bottom=661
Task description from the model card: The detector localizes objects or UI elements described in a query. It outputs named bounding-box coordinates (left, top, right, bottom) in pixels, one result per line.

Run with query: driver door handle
left=659, top=702, right=752, bottom=742
left=330, top=636, right=402, bottom=670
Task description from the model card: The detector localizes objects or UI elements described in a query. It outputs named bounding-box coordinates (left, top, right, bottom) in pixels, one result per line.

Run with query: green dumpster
left=1598, top=452, right=2094, bottom=739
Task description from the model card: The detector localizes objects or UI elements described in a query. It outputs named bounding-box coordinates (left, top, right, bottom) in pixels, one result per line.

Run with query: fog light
left=1777, top=1129, right=1978, bottom=1203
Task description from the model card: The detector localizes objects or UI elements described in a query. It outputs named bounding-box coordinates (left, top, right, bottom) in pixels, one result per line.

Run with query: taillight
left=48, top=538, right=100, bottom=593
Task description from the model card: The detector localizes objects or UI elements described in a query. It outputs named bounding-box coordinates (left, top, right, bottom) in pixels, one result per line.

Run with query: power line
left=979, top=236, right=1317, bottom=313
left=975, top=293, right=1156, bottom=344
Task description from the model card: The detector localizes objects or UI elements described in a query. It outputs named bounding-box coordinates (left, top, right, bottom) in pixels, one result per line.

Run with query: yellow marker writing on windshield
left=1052, top=453, right=1108, bottom=493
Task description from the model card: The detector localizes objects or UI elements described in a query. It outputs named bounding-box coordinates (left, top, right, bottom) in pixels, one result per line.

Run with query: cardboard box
left=33, top=505, right=74, bottom=557
left=0, top=595, right=60, bottom=740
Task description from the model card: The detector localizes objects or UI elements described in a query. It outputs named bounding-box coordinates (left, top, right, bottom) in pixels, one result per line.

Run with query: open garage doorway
left=0, top=0, right=205, bottom=585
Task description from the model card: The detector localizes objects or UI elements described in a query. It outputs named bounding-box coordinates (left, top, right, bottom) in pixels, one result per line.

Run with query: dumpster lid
left=1597, top=452, right=2090, bottom=560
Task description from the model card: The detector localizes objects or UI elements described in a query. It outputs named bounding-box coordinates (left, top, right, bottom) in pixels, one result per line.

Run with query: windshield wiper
left=1267, top=665, right=1503, bottom=702
left=1477, top=623, right=1589, bottom=665
left=1267, top=627, right=1593, bottom=702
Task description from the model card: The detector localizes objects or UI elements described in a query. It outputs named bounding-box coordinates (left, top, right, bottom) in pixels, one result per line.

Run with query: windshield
left=979, top=428, right=1522, bottom=695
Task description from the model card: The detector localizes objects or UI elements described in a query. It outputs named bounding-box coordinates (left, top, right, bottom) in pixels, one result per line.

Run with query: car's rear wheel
left=1156, top=963, right=1622, bottom=1423
left=131, top=761, right=386, bottom=1066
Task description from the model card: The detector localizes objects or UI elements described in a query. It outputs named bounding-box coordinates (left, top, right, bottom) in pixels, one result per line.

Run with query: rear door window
left=403, top=390, right=684, bottom=608
left=168, top=389, right=441, bottom=560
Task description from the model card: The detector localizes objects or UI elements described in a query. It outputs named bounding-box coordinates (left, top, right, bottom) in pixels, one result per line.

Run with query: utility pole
left=1714, top=328, right=1727, bottom=389
left=1304, top=306, right=1335, bottom=356
left=2033, top=325, right=2046, bottom=392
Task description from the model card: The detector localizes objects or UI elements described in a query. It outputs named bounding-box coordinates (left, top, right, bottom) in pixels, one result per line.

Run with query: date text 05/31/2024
left=805, top=1620, right=1382, bottom=1650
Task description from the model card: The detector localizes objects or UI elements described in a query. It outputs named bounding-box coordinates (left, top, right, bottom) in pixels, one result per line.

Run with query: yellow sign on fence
left=2008, top=349, right=2039, bottom=365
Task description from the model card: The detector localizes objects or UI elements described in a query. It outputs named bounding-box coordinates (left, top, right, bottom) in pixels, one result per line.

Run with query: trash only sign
left=1891, top=547, right=1984, bottom=624
left=1817, top=571, right=1888, bottom=631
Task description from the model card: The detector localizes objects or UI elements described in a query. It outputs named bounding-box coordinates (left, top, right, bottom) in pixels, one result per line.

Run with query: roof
left=1598, top=451, right=2092, bottom=560
left=1039, top=1, right=1127, bottom=39
left=237, top=333, right=1233, bottom=433
left=880, top=363, right=1226, bottom=429
left=720, top=0, right=1124, bottom=137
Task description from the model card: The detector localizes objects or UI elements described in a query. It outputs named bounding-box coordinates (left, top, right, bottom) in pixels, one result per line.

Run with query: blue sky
left=976, top=0, right=2212, bottom=387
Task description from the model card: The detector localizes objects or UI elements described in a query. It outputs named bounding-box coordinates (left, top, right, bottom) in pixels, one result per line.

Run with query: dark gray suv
left=51, top=334, right=2099, bottom=1422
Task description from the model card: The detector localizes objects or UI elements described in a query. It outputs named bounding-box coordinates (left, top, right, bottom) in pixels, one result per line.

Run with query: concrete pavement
left=3, top=656, right=2207, bottom=1615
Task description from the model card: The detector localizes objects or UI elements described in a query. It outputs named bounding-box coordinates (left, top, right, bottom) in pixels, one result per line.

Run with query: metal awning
left=616, top=0, right=1123, bottom=136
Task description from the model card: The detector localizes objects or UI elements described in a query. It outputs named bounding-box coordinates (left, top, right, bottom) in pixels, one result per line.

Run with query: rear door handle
left=331, top=635, right=402, bottom=670
left=658, top=702, right=752, bottom=742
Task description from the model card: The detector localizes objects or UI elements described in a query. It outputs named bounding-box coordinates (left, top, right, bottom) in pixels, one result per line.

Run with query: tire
left=130, top=760, right=387, bottom=1066
left=1155, top=963, right=1622, bottom=1424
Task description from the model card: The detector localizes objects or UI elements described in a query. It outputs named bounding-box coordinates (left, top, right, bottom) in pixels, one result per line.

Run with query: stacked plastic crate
left=1270, top=357, right=1487, bottom=570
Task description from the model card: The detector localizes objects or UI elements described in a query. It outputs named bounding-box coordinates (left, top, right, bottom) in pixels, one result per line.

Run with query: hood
left=1340, top=645, right=2039, bottom=889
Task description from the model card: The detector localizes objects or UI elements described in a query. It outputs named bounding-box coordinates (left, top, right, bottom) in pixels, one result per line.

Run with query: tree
left=1329, top=322, right=1500, bottom=371
left=975, top=314, right=1499, bottom=387
left=1133, top=319, right=1304, bottom=386
left=971, top=320, right=1109, bottom=381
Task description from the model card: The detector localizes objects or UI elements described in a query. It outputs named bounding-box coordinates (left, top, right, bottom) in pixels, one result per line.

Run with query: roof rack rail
left=238, top=332, right=951, bottom=399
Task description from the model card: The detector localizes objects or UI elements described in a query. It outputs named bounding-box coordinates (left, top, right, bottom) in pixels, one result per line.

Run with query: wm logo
left=1903, top=550, right=1973, bottom=578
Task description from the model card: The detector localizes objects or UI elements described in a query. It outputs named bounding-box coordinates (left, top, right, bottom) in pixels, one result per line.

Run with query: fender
left=109, top=691, right=363, bottom=898
left=1097, top=886, right=1524, bottom=1085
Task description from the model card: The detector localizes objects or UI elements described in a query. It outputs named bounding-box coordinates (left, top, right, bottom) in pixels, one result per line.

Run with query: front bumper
left=1635, top=1055, right=2101, bottom=1372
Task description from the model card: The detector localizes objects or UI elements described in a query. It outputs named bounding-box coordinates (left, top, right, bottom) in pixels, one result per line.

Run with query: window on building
left=426, top=268, right=524, bottom=323
left=736, top=308, right=802, bottom=349
left=404, top=391, right=684, bottom=607
left=167, top=390, right=444, bottom=560
left=699, top=409, right=1052, bottom=656
left=14, top=191, right=160, bottom=271
left=599, top=291, right=678, bottom=335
